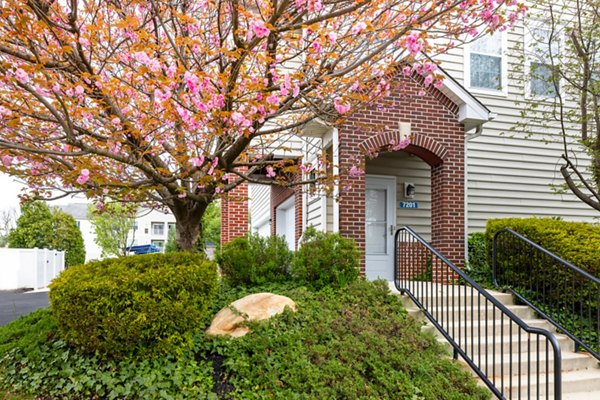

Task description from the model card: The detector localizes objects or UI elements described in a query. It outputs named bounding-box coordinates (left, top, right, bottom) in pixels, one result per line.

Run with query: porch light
left=404, top=182, right=416, bottom=198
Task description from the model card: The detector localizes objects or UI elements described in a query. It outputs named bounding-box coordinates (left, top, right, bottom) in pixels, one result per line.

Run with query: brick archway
left=338, top=75, right=466, bottom=278
left=359, top=132, right=449, bottom=166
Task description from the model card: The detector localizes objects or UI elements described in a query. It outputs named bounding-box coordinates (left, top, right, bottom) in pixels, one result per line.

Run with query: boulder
left=206, top=292, right=297, bottom=337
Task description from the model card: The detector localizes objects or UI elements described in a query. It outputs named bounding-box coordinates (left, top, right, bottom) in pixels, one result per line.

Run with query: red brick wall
left=338, top=75, right=465, bottom=280
left=220, top=175, right=249, bottom=246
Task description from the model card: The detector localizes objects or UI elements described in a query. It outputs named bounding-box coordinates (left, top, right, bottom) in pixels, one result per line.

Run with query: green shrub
left=0, top=309, right=58, bottom=359
left=204, top=280, right=490, bottom=399
left=49, top=252, right=218, bottom=359
left=291, top=227, right=360, bottom=289
left=485, top=217, right=600, bottom=352
left=217, top=233, right=293, bottom=286
left=465, top=232, right=493, bottom=288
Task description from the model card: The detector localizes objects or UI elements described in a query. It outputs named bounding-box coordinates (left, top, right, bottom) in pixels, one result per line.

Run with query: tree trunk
left=171, top=199, right=209, bottom=252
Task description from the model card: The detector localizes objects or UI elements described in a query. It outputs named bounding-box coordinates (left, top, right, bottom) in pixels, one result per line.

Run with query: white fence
left=0, top=248, right=65, bottom=290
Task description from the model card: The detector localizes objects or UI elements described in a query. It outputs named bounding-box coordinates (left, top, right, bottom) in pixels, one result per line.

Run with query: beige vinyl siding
left=366, top=152, right=432, bottom=241
left=306, top=194, right=323, bottom=230
left=434, top=21, right=597, bottom=233
left=248, top=184, right=271, bottom=233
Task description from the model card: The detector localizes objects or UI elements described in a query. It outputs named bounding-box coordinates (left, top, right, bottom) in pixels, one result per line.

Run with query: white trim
left=464, top=31, right=508, bottom=96
left=332, top=128, right=340, bottom=233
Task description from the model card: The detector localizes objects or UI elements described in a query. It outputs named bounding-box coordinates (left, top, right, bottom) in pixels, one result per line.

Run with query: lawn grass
left=0, top=280, right=490, bottom=399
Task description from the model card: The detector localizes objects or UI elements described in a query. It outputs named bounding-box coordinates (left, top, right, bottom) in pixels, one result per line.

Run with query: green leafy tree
left=8, top=201, right=85, bottom=267
left=8, top=201, right=54, bottom=249
left=88, top=203, right=137, bottom=258
left=52, top=210, right=86, bottom=267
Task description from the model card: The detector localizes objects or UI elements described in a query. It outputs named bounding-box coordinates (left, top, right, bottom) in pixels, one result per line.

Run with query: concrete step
left=498, top=368, right=600, bottom=398
left=419, top=304, right=536, bottom=322
left=461, top=350, right=597, bottom=376
left=437, top=332, right=575, bottom=355
left=421, top=317, right=557, bottom=338
left=400, top=290, right=515, bottom=308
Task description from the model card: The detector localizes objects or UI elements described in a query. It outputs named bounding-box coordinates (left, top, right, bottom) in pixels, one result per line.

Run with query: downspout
left=332, top=127, right=340, bottom=233
left=464, top=113, right=496, bottom=264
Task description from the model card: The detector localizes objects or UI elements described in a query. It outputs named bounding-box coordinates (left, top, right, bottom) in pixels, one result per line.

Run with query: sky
left=0, top=172, right=88, bottom=213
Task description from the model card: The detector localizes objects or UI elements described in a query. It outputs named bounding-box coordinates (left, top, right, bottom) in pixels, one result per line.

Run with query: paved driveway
left=0, top=290, right=49, bottom=326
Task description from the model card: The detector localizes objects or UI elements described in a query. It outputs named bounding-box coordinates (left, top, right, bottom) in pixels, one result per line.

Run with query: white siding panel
left=433, top=20, right=597, bottom=234
left=248, top=184, right=271, bottom=231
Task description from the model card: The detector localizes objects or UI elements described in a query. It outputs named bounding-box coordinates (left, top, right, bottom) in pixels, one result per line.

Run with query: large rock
left=206, top=292, right=297, bottom=337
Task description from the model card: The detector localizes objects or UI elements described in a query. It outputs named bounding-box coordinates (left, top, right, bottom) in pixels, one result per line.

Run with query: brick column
left=220, top=175, right=249, bottom=246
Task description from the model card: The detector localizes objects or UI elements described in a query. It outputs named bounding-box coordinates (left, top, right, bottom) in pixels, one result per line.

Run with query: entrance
left=365, top=175, right=396, bottom=281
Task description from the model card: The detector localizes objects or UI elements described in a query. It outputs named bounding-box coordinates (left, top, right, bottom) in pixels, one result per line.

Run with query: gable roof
left=435, top=65, right=495, bottom=131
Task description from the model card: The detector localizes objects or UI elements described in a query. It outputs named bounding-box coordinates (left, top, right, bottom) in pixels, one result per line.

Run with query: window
left=151, top=240, right=165, bottom=252
left=168, top=222, right=176, bottom=232
left=525, top=23, right=560, bottom=97
left=467, top=33, right=505, bottom=92
left=151, top=222, right=165, bottom=236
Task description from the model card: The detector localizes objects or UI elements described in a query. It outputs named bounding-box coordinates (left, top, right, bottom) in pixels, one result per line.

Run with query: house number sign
left=399, top=201, right=419, bottom=209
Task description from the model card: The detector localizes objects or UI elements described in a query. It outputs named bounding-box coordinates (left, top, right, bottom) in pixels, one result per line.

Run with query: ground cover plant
left=0, top=281, right=490, bottom=399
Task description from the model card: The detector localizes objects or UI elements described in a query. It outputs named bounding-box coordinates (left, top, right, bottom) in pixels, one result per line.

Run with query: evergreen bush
left=216, top=233, right=293, bottom=286
left=49, top=252, right=218, bottom=359
left=292, top=227, right=360, bottom=289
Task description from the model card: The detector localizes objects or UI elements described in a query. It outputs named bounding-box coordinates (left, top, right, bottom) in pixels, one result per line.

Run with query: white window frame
left=524, top=20, right=562, bottom=99
left=151, top=222, right=165, bottom=236
left=464, top=32, right=508, bottom=96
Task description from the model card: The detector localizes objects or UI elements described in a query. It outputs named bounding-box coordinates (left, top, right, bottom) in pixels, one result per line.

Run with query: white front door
left=276, top=196, right=295, bottom=250
left=365, top=175, right=396, bottom=281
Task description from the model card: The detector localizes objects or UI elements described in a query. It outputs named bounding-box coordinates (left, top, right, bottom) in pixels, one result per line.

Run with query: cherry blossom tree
left=0, top=0, right=525, bottom=250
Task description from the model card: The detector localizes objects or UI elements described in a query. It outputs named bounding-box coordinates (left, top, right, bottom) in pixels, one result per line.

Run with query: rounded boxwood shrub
left=49, top=252, right=218, bottom=359
left=292, top=227, right=360, bottom=289
left=217, top=233, right=293, bottom=286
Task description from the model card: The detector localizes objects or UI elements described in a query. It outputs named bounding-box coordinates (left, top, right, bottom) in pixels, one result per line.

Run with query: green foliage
left=8, top=202, right=85, bottom=267
left=49, top=252, right=218, bottom=359
left=485, top=217, right=600, bottom=352
left=165, top=225, right=180, bottom=253
left=88, top=202, right=137, bottom=257
left=1, top=280, right=489, bottom=399
left=7, top=202, right=54, bottom=249
left=216, top=233, right=293, bottom=286
left=0, top=309, right=58, bottom=358
left=0, top=339, right=214, bottom=400
left=51, top=210, right=86, bottom=267
left=202, top=280, right=490, bottom=400
left=201, top=201, right=221, bottom=247
left=485, top=217, right=600, bottom=277
left=465, top=232, right=493, bottom=288
left=291, top=226, right=360, bottom=289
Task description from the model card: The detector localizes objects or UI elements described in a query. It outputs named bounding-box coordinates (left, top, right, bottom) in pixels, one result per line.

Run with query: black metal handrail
left=395, top=226, right=562, bottom=400
left=493, top=228, right=600, bottom=361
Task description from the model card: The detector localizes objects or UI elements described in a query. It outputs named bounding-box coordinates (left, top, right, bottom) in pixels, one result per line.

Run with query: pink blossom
left=433, top=79, right=444, bottom=89
left=251, top=20, right=270, bottom=39
left=292, top=85, right=300, bottom=97
left=191, top=156, right=205, bottom=167
left=327, top=32, right=337, bottom=45
left=312, top=40, right=323, bottom=54
left=0, top=106, right=11, bottom=118
left=424, top=75, right=433, bottom=87
left=417, top=90, right=426, bottom=97
left=266, top=94, right=280, bottom=105
left=76, top=169, right=90, bottom=184
left=215, top=186, right=223, bottom=194
left=349, top=165, right=364, bottom=178
left=1, top=155, right=12, bottom=167
left=184, top=71, right=200, bottom=94
left=15, top=68, right=29, bottom=84
left=402, top=66, right=412, bottom=76
left=392, top=137, right=410, bottom=151
left=111, top=117, right=120, bottom=125
left=178, top=192, right=186, bottom=198
left=351, top=22, right=367, bottom=35
left=133, top=51, right=151, bottom=65
left=404, top=32, right=423, bottom=56
left=266, top=166, right=276, bottom=178
left=334, top=98, right=351, bottom=114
